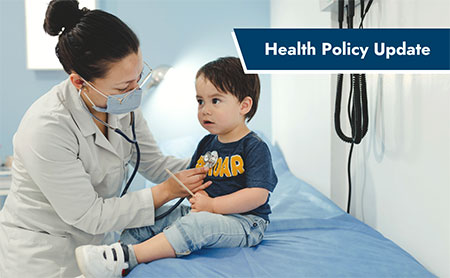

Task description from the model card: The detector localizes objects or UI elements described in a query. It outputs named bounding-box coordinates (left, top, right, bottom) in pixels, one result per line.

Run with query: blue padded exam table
left=128, top=133, right=434, bottom=277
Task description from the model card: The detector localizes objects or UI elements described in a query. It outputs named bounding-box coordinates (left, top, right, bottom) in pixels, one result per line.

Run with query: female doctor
left=0, top=1, right=210, bottom=277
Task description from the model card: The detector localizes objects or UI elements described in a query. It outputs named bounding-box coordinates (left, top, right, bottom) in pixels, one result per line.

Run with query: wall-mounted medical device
left=320, top=0, right=362, bottom=13
left=321, top=0, right=374, bottom=214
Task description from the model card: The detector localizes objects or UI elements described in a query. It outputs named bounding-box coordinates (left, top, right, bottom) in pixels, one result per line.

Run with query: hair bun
left=43, top=0, right=85, bottom=36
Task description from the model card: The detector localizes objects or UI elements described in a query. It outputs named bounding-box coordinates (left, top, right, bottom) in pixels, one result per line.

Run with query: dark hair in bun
left=43, top=0, right=140, bottom=81
left=43, top=0, right=85, bottom=36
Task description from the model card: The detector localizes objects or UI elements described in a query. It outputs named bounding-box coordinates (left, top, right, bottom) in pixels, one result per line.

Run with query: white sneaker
left=75, top=242, right=129, bottom=278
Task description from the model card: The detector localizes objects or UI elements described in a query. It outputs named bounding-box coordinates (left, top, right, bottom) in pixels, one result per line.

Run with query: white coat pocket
left=7, top=227, right=71, bottom=277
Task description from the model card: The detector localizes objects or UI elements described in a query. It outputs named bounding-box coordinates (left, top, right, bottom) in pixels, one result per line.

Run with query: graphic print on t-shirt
left=195, top=154, right=245, bottom=178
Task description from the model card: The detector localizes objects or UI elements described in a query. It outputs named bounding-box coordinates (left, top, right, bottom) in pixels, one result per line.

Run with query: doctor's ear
left=69, top=73, right=85, bottom=90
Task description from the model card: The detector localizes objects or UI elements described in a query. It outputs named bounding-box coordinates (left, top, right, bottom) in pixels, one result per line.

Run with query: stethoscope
left=83, top=99, right=220, bottom=220
left=203, top=151, right=219, bottom=169
left=153, top=150, right=219, bottom=220
left=86, top=107, right=177, bottom=220
left=85, top=109, right=141, bottom=197
left=78, top=88, right=140, bottom=197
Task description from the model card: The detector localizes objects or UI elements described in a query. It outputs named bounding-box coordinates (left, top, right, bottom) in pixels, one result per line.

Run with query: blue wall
left=0, top=0, right=67, bottom=161
left=0, top=0, right=271, bottom=161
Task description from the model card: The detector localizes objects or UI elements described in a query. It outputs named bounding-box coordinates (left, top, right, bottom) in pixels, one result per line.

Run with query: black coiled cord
left=336, top=0, right=372, bottom=214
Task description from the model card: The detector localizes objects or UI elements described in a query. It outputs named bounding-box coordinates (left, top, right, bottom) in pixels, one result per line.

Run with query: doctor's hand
left=166, top=167, right=212, bottom=198
left=152, top=167, right=211, bottom=210
left=190, top=190, right=215, bottom=213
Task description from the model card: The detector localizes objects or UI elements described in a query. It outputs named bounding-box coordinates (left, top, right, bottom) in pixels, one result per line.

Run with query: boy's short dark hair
left=196, top=57, right=260, bottom=122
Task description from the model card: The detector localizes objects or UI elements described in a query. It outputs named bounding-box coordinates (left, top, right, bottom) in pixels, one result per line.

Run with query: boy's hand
left=190, top=190, right=215, bottom=213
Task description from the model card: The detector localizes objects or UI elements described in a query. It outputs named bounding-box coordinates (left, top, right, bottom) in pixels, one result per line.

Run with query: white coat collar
left=58, top=79, right=96, bottom=137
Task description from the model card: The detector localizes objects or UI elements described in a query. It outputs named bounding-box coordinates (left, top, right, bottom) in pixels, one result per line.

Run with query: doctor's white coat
left=0, top=79, right=189, bottom=277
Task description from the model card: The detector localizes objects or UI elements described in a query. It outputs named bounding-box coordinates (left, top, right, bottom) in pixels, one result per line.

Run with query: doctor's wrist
left=151, top=182, right=173, bottom=209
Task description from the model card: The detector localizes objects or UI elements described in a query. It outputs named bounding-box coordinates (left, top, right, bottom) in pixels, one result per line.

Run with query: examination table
left=128, top=132, right=434, bottom=278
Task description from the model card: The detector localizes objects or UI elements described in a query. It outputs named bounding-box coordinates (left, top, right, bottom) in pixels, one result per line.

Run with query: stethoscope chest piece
left=156, top=150, right=217, bottom=221
left=204, top=151, right=218, bottom=169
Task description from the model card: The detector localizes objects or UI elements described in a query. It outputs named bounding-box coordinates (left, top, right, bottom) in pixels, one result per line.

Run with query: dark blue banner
left=233, top=28, right=450, bottom=71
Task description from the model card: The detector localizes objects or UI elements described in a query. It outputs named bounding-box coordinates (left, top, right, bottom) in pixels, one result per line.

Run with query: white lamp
left=146, top=65, right=172, bottom=90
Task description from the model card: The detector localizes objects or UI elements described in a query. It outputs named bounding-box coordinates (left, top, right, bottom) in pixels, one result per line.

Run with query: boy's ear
left=240, top=96, right=253, bottom=116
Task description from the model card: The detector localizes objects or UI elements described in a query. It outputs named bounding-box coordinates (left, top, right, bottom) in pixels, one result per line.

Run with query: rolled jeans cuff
left=163, top=222, right=192, bottom=257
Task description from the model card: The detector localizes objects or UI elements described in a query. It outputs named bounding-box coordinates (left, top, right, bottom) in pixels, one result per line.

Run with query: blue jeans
left=120, top=205, right=268, bottom=257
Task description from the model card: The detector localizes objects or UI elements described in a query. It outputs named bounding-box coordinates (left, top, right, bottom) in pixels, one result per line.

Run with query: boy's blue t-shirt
left=188, top=131, right=278, bottom=221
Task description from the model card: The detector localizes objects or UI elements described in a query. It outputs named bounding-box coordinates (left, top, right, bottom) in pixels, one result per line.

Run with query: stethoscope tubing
left=83, top=108, right=140, bottom=197
left=87, top=109, right=217, bottom=220
left=111, top=111, right=181, bottom=219
left=118, top=111, right=140, bottom=197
